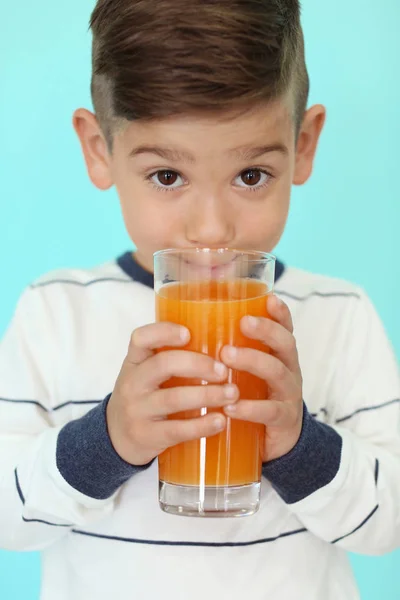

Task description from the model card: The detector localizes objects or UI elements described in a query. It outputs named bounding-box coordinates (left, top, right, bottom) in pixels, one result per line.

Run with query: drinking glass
left=154, top=248, right=276, bottom=517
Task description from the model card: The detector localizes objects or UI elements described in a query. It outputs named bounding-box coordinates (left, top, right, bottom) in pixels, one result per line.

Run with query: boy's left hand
left=220, top=295, right=303, bottom=463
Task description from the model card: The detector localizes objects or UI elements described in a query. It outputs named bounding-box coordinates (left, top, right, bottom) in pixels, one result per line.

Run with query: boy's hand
left=107, top=324, right=238, bottom=466
left=221, top=295, right=303, bottom=462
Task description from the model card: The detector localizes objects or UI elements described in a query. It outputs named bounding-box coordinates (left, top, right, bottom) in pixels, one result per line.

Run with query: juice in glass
left=154, top=249, right=275, bottom=517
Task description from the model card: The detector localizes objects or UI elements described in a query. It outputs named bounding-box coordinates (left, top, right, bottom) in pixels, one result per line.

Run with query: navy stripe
left=14, top=469, right=25, bottom=505
left=72, top=527, right=307, bottom=548
left=16, top=470, right=72, bottom=527
left=51, top=400, right=102, bottom=411
left=310, top=407, right=328, bottom=418
left=30, top=277, right=132, bottom=289
left=0, top=397, right=102, bottom=413
left=22, top=517, right=72, bottom=528
left=14, top=469, right=72, bottom=527
left=1, top=398, right=48, bottom=411
left=375, top=459, right=379, bottom=485
left=331, top=505, right=379, bottom=544
left=275, top=290, right=361, bottom=302
left=335, top=399, right=400, bottom=424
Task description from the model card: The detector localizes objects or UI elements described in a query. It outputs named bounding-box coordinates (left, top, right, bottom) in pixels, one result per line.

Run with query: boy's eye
left=234, top=169, right=270, bottom=189
left=150, top=170, right=184, bottom=189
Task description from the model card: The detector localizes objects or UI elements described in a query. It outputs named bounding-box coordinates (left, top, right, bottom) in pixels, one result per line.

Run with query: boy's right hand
left=106, top=323, right=239, bottom=466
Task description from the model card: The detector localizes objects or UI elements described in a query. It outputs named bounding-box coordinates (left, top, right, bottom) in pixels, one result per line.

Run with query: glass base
left=159, top=481, right=261, bottom=518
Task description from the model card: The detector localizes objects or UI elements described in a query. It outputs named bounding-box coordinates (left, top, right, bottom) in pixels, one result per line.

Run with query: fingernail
left=180, top=327, right=190, bottom=342
left=224, top=385, right=237, bottom=400
left=214, top=362, right=227, bottom=379
left=274, top=295, right=283, bottom=307
left=225, top=346, right=237, bottom=361
left=246, top=316, right=258, bottom=329
left=213, top=416, right=225, bottom=431
left=224, top=404, right=237, bottom=414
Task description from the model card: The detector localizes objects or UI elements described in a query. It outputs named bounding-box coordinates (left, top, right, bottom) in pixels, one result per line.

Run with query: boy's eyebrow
left=129, top=143, right=288, bottom=163
left=129, top=145, right=195, bottom=163
left=229, top=143, right=289, bottom=160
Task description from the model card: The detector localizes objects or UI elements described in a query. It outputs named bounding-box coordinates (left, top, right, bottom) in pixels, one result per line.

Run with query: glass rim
left=153, top=247, right=276, bottom=263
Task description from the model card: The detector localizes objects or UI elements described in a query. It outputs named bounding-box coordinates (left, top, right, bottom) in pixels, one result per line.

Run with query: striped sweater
left=0, top=252, right=399, bottom=600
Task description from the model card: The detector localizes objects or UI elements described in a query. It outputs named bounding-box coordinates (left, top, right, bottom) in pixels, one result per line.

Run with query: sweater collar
left=117, top=251, right=285, bottom=289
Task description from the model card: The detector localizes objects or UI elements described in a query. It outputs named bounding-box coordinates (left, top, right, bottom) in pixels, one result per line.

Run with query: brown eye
left=150, top=170, right=184, bottom=190
left=234, top=168, right=270, bottom=189
left=241, top=169, right=262, bottom=186
left=156, top=170, right=179, bottom=186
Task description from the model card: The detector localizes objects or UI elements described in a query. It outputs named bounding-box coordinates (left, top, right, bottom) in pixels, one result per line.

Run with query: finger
left=240, top=315, right=299, bottom=372
left=126, top=322, right=190, bottom=366
left=267, top=295, right=294, bottom=333
left=145, top=384, right=239, bottom=418
left=220, top=346, right=298, bottom=399
left=223, top=399, right=292, bottom=427
left=156, top=412, right=227, bottom=449
left=138, top=350, right=228, bottom=391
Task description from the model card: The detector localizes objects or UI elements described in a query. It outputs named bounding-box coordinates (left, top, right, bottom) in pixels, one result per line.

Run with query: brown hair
left=90, top=0, right=309, bottom=145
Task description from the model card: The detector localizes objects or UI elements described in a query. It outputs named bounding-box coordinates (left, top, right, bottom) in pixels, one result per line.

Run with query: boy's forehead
left=115, top=98, right=294, bottom=157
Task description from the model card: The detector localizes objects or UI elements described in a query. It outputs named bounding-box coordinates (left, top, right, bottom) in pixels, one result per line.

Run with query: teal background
left=0, top=0, right=399, bottom=598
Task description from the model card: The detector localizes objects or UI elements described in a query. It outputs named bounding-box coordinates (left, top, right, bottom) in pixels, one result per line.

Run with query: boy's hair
left=90, top=0, right=309, bottom=146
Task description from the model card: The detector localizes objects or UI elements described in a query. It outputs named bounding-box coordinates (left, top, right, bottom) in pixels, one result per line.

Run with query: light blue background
left=1, top=0, right=399, bottom=598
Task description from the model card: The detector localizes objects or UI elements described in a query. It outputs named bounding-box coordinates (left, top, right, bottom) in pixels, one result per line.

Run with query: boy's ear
left=73, top=109, right=113, bottom=190
left=293, top=104, right=326, bottom=186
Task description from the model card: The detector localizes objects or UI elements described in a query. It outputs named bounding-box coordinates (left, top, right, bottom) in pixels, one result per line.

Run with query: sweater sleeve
left=263, top=290, right=400, bottom=555
left=0, top=288, right=143, bottom=552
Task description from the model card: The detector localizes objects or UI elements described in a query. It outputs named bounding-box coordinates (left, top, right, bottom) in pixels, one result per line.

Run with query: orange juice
left=156, top=279, right=269, bottom=488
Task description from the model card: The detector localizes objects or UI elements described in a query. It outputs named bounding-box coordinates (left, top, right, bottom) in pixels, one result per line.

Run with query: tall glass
left=154, top=248, right=276, bottom=517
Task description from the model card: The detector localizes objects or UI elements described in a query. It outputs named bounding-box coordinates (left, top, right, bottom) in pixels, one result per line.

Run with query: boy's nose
left=185, top=196, right=235, bottom=248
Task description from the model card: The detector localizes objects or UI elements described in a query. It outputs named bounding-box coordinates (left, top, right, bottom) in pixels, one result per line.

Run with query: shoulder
left=276, top=266, right=391, bottom=363
left=13, top=259, right=147, bottom=332
left=29, top=260, right=132, bottom=289
left=25, top=259, right=140, bottom=311
left=275, top=266, right=375, bottom=342
left=276, top=266, right=363, bottom=302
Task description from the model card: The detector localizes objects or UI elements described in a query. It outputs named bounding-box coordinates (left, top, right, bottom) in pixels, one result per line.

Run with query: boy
left=1, top=0, right=399, bottom=598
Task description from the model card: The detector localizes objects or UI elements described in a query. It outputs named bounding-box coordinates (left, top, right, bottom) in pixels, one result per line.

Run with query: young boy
left=1, top=1, right=399, bottom=598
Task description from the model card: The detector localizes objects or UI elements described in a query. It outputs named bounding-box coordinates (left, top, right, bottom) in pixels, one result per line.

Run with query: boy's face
left=74, top=99, right=325, bottom=272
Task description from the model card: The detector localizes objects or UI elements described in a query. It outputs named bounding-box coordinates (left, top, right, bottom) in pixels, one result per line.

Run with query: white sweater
left=0, top=253, right=399, bottom=600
